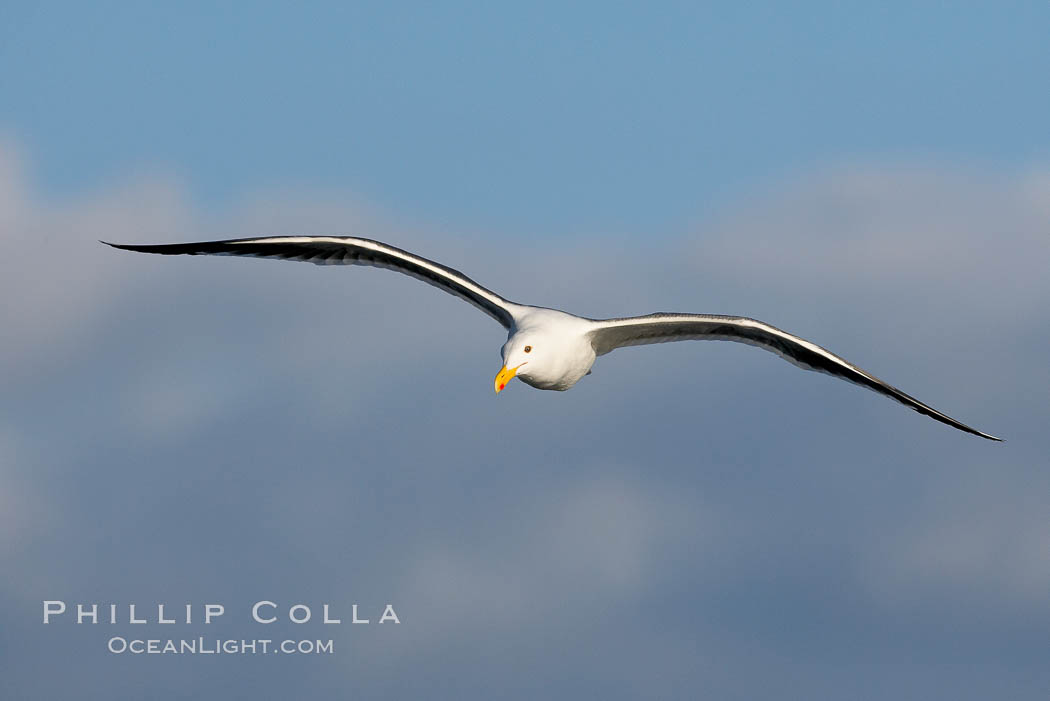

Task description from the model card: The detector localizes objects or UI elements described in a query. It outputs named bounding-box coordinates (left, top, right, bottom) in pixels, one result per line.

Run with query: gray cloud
left=3, top=145, right=1049, bottom=699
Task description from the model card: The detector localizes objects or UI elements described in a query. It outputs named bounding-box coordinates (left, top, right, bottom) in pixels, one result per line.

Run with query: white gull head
left=496, top=308, right=596, bottom=392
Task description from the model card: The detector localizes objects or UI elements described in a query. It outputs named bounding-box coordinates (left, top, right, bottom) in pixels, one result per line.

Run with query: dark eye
left=524, top=345, right=532, bottom=353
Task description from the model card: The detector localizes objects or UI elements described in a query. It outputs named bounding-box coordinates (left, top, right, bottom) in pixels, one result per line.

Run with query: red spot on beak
left=499, top=384, right=505, bottom=390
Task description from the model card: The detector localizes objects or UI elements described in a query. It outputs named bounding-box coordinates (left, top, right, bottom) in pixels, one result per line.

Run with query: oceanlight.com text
left=107, top=637, right=334, bottom=655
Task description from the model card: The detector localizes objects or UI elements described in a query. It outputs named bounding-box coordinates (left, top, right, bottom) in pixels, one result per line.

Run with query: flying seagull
left=103, top=236, right=1001, bottom=441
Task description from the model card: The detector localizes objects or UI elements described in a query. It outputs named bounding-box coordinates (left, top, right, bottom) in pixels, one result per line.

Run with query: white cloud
left=860, top=474, right=1050, bottom=614
left=0, top=424, right=60, bottom=601
left=390, top=473, right=711, bottom=643
left=0, top=141, right=190, bottom=381
left=694, top=165, right=1049, bottom=319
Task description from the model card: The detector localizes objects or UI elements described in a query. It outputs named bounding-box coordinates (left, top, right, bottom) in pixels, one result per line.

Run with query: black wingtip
left=100, top=240, right=189, bottom=254
left=969, top=427, right=1004, bottom=442
left=957, top=424, right=1003, bottom=442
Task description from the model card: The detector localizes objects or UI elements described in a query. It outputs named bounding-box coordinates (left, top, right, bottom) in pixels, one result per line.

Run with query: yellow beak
left=494, top=364, right=519, bottom=393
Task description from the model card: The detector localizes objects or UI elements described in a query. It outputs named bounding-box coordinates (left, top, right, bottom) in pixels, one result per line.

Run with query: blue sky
left=2, top=3, right=1049, bottom=700
left=2, top=2, right=1048, bottom=233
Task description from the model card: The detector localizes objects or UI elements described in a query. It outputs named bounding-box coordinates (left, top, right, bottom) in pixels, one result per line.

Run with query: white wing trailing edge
left=587, top=313, right=1002, bottom=441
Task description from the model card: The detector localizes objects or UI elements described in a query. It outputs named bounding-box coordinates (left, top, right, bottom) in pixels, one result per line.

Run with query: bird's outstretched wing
left=587, top=313, right=1000, bottom=441
left=103, top=236, right=521, bottom=329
